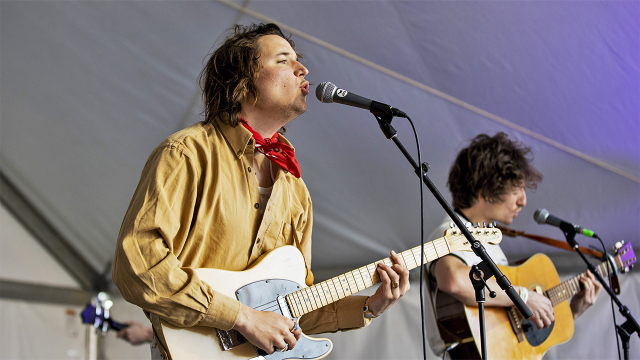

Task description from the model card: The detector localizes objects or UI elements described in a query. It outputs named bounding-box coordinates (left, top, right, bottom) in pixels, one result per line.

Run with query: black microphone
left=315, top=82, right=407, bottom=118
left=533, top=208, right=596, bottom=238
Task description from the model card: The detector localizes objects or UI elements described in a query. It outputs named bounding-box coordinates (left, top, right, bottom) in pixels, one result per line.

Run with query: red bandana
left=239, top=119, right=301, bottom=178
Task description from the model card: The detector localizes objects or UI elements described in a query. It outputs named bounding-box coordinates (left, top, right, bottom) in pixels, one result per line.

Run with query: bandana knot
left=239, top=119, right=301, bottom=178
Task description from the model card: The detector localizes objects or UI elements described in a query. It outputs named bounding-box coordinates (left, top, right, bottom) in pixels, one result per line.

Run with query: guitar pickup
left=216, top=329, right=248, bottom=351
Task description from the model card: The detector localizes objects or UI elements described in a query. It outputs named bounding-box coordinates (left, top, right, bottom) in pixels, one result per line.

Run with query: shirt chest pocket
left=261, top=200, right=304, bottom=251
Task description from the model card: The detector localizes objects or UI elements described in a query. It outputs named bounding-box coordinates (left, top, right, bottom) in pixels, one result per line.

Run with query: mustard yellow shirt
left=112, top=119, right=369, bottom=344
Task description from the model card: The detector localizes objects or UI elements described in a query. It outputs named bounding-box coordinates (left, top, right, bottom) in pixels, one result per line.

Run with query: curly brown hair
left=448, top=132, right=543, bottom=210
left=198, top=23, right=298, bottom=127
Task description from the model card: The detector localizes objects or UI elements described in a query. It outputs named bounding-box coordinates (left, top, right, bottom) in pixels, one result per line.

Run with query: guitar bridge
left=216, top=329, right=248, bottom=351
left=506, top=306, right=525, bottom=343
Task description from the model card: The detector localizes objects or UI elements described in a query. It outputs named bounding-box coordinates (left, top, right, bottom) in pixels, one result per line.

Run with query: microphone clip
left=559, top=222, right=579, bottom=249
left=373, top=112, right=397, bottom=140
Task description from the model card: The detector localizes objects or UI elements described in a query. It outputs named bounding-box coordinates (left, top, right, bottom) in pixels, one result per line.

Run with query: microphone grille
left=533, top=208, right=549, bottom=224
left=315, top=82, right=336, bottom=103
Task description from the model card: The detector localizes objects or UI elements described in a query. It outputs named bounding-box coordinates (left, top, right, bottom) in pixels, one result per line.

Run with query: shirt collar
left=214, top=117, right=296, bottom=159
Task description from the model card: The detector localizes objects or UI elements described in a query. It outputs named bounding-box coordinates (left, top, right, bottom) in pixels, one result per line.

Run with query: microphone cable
left=403, top=114, right=428, bottom=360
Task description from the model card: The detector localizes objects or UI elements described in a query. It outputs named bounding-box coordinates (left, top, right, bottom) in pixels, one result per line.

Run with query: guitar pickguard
left=522, top=319, right=555, bottom=347
left=235, top=278, right=332, bottom=360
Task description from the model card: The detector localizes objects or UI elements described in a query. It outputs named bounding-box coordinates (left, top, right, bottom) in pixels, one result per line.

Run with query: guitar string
left=246, top=232, right=497, bottom=318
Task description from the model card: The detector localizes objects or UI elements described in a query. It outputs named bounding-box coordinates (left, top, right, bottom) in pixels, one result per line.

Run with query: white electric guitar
left=160, top=225, right=502, bottom=359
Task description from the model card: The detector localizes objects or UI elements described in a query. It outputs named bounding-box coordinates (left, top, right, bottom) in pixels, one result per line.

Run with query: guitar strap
left=496, top=225, right=605, bottom=259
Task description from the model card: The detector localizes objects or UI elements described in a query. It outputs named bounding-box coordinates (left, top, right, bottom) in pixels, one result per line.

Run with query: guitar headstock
left=613, top=241, right=636, bottom=274
left=444, top=222, right=503, bottom=253
left=80, top=292, right=127, bottom=333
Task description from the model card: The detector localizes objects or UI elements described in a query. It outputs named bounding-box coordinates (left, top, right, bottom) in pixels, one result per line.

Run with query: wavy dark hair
left=198, top=23, right=297, bottom=127
left=448, top=132, right=543, bottom=209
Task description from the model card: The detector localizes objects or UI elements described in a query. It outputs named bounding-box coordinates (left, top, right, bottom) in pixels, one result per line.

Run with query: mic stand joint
left=470, top=263, right=498, bottom=360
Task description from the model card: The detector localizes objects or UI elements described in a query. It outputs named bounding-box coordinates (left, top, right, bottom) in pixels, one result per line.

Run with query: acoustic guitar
left=434, top=241, right=636, bottom=360
left=160, top=225, right=502, bottom=359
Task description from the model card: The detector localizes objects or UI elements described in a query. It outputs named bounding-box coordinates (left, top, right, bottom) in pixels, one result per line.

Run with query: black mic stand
left=559, top=223, right=639, bottom=360
left=370, top=108, right=533, bottom=359
left=470, top=263, right=498, bottom=360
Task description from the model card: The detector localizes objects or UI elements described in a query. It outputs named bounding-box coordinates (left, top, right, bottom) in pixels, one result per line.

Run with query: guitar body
left=437, top=254, right=574, bottom=360
left=160, top=246, right=333, bottom=360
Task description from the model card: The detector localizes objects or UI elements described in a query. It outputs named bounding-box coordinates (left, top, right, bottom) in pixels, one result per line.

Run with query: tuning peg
left=449, top=221, right=457, bottom=229
left=614, top=240, right=625, bottom=251
left=465, top=222, right=472, bottom=229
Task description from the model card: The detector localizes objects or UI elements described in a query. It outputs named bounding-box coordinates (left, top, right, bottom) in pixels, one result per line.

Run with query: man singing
left=112, top=23, right=409, bottom=359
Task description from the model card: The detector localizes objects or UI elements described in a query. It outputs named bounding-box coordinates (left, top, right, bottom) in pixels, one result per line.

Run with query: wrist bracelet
left=519, top=286, right=529, bottom=304
left=363, top=296, right=378, bottom=319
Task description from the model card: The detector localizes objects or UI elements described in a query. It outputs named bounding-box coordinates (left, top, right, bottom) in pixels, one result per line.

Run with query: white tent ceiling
left=2, top=0, right=638, bottom=287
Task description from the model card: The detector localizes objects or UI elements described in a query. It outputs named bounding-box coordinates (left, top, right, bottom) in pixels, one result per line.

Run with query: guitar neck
left=545, top=260, right=611, bottom=306
left=286, top=237, right=453, bottom=318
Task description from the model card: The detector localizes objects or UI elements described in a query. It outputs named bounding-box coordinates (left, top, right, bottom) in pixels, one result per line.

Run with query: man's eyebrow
left=276, top=51, right=300, bottom=60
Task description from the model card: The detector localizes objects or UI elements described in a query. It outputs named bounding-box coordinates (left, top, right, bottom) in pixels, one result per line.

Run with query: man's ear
left=239, top=85, right=258, bottom=108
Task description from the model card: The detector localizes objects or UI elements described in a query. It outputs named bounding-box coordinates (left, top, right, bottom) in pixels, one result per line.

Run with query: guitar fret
left=355, top=268, right=369, bottom=290
left=433, top=238, right=451, bottom=261
left=421, top=242, right=437, bottom=263
left=359, top=267, right=374, bottom=287
left=297, top=288, right=311, bottom=314
left=403, top=248, right=418, bottom=269
left=421, top=240, right=435, bottom=262
left=307, top=285, right=320, bottom=309
left=311, top=285, right=324, bottom=309
left=350, top=270, right=365, bottom=292
left=345, top=272, right=359, bottom=293
left=310, top=286, right=322, bottom=309
left=304, top=287, right=317, bottom=312
left=320, top=281, right=334, bottom=304
left=289, top=291, right=304, bottom=317
left=399, top=250, right=411, bottom=269
left=312, top=284, right=327, bottom=308
left=330, top=277, right=344, bottom=300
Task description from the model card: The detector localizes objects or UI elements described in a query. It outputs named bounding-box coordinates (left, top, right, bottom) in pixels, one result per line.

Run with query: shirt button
left=247, top=166, right=252, bottom=172
left=254, top=203, right=260, bottom=209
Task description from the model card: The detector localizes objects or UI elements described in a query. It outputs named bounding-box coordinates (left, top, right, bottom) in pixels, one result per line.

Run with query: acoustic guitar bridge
left=506, top=306, right=525, bottom=343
